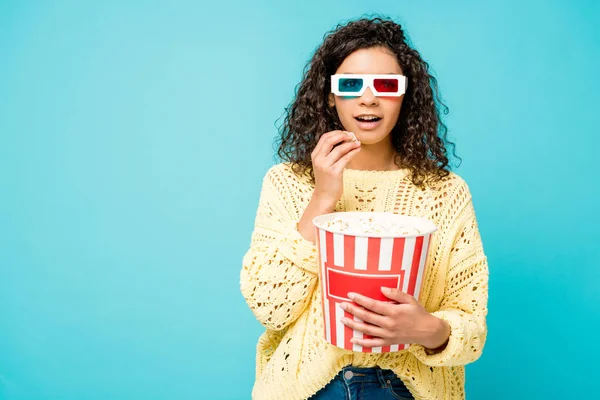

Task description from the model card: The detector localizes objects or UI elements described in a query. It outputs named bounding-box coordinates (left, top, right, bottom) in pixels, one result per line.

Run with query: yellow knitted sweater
left=240, top=163, right=488, bottom=400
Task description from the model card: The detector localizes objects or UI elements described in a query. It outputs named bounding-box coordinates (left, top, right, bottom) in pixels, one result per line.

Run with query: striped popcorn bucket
left=312, top=212, right=437, bottom=353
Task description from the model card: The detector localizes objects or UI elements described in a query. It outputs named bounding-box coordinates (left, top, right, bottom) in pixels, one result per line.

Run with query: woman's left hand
left=339, top=287, right=450, bottom=350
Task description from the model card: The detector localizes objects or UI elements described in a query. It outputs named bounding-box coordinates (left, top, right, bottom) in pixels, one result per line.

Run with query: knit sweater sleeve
left=240, top=165, right=319, bottom=331
left=409, top=180, right=489, bottom=367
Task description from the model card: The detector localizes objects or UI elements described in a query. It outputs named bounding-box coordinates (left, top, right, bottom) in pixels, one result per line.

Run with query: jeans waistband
left=337, top=366, right=395, bottom=386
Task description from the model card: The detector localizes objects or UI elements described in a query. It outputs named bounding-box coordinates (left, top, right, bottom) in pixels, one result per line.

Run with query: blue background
left=1, top=0, right=598, bottom=398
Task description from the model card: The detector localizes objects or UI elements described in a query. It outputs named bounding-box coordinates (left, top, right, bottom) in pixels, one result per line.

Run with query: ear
left=328, top=93, right=336, bottom=108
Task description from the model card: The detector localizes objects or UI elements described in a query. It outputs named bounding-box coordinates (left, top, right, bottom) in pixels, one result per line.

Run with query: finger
left=331, top=146, right=361, bottom=174
left=315, top=131, right=354, bottom=160
left=312, top=130, right=345, bottom=159
left=381, top=287, right=418, bottom=305
left=340, top=317, right=387, bottom=338
left=324, top=140, right=361, bottom=167
left=349, top=337, right=389, bottom=348
left=319, top=131, right=353, bottom=156
left=340, top=302, right=387, bottom=327
left=347, top=292, right=394, bottom=316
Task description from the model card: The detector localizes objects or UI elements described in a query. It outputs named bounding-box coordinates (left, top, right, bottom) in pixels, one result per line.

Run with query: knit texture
left=240, top=163, right=488, bottom=400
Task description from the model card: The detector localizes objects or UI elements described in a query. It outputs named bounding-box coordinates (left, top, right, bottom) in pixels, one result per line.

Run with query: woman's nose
left=359, top=87, right=378, bottom=106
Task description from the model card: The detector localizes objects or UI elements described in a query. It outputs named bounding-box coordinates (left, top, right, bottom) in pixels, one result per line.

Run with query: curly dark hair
left=275, top=16, right=460, bottom=187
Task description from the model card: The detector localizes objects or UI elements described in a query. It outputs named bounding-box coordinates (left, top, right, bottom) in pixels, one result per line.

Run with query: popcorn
left=323, top=216, right=420, bottom=236
left=314, top=212, right=435, bottom=353
left=347, top=131, right=358, bottom=142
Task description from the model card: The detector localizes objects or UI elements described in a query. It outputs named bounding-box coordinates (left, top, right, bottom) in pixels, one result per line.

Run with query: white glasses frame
left=331, top=74, right=408, bottom=97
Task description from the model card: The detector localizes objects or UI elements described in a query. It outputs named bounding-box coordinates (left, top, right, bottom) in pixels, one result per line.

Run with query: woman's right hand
left=311, top=130, right=361, bottom=205
left=297, top=131, right=361, bottom=243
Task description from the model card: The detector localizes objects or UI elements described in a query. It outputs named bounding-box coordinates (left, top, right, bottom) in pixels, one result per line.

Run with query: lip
left=354, top=114, right=382, bottom=119
left=354, top=116, right=383, bottom=131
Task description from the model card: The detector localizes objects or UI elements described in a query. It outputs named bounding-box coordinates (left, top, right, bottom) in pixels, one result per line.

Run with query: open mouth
left=354, top=115, right=383, bottom=130
left=355, top=116, right=382, bottom=123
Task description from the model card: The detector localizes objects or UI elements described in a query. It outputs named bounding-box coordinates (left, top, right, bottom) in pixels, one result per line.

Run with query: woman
left=241, top=17, right=488, bottom=400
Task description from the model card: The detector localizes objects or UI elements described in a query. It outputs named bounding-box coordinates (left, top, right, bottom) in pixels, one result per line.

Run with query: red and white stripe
left=317, top=228, right=431, bottom=353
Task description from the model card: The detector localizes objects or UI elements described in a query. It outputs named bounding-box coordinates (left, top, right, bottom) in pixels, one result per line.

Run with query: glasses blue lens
left=338, top=78, right=363, bottom=93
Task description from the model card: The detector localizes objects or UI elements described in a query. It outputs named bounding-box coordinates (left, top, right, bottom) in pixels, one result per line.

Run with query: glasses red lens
left=373, top=78, right=399, bottom=93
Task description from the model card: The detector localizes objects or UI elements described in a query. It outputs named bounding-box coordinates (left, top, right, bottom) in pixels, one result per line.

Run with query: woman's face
left=329, top=46, right=404, bottom=146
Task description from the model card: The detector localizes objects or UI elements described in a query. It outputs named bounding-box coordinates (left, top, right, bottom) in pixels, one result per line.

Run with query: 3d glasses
left=331, top=74, right=407, bottom=97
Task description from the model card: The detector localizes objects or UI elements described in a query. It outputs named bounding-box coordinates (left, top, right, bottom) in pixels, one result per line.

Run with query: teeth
left=357, top=115, right=379, bottom=121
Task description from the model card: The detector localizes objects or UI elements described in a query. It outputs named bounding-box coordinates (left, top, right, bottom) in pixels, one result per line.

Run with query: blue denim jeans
left=309, top=366, right=415, bottom=400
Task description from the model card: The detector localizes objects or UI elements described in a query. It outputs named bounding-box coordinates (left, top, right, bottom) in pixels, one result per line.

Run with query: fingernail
left=381, top=287, right=391, bottom=294
left=340, top=303, right=348, bottom=311
left=350, top=338, right=357, bottom=344
left=341, top=317, right=349, bottom=324
left=347, top=293, right=356, bottom=300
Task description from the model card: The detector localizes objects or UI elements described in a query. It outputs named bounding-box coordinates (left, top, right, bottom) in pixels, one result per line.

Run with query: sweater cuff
left=279, top=223, right=319, bottom=275
left=408, top=310, right=466, bottom=367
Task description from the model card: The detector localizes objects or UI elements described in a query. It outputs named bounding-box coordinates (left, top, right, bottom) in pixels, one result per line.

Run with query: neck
left=346, top=139, right=399, bottom=171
